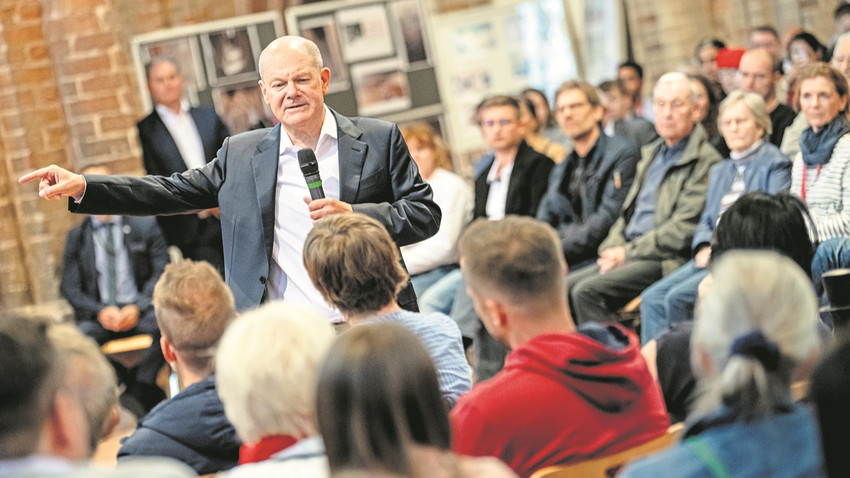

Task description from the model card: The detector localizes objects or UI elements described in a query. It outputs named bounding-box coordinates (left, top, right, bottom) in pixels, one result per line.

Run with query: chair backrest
left=529, top=422, right=685, bottom=478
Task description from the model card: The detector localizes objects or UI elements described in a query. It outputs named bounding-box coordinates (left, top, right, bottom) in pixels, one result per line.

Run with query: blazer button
left=259, top=276, right=266, bottom=285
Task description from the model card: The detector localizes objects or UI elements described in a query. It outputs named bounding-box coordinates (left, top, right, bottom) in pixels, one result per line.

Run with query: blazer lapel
left=505, top=141, right=533, bottom=213
left=79, top=218, right=99, bottom=297
left=150, top=112, right=187, bottom=172
left=252, top=125, right=282, bottom=261
left=334, top=111, right=367, bottom=203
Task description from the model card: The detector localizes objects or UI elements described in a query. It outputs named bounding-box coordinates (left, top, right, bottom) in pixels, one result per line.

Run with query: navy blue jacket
left=118, top=374, right=240, bottom=474
left=537, top=133, right=640, bottom=265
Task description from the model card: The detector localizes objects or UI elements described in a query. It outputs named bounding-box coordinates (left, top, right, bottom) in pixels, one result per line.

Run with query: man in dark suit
left=22, top=36, right=440, bottom=320
left=138, top=58, right=229, bottom=271
left=59, top=165, right=169, bottom=412
left=474, top=95, right=554, bottom=219
left=538, top=80, right=641, bottom=267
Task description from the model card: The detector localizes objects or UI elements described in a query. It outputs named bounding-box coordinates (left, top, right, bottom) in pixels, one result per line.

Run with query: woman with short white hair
left=620, top=251, right=825, bottom=478
left=217, top=301, right=335, bottom=477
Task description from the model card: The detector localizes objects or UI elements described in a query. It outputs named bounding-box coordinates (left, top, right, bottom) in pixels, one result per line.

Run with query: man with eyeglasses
left=474, top=95, right=554, bottom=220
left=568, top=72, right=722, bottom=324
left=738, top=48, right=796, bottom=146
left=537, top=80, right=641, bottom=267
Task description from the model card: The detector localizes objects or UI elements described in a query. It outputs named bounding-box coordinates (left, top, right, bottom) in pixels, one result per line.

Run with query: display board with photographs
left=131, top=12, right=283, bottom=135
left=286, top=0, right=443, bottom=139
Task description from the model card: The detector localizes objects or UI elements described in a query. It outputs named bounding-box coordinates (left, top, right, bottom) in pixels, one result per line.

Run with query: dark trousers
left=568, top=260, right=663, bottom=324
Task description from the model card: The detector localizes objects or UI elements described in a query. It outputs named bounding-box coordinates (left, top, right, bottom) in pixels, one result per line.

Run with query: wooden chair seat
left=101, top=334, right=153, bottom=369
left=529, top=422, right=685, bottom=478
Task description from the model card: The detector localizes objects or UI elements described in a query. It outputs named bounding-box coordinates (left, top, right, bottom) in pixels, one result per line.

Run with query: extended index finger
left=18, top=166, right=52, bottom=184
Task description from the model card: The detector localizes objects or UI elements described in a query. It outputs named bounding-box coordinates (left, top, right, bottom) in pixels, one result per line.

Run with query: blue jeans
left=419, top=269, right=464, bottom=316
left=639, top=259, right=708, bottom=344
left=409, top=264, right=457, bottom=300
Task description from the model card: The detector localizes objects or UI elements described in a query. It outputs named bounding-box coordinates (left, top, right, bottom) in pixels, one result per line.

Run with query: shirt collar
left=279, top=105, right=338, bottom=155
left=155, top=100, right=191, bottom=118
left=730, top=140, right=764, bottom=162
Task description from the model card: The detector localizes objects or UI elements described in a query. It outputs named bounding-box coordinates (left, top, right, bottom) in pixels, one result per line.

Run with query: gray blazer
left=71, top=109, right=441, bottom=312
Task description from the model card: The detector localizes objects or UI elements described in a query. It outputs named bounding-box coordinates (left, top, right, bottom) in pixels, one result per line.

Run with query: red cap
left=716, top=48, right=745, bottom=69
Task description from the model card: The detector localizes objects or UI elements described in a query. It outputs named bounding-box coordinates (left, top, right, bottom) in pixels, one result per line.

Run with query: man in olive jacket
left=568, top=72, right=722, bottom=324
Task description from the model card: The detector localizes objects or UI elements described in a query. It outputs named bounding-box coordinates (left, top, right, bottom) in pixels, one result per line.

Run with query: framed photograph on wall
left=201, top=26, right=261, bottom=86
left=138, top=37, right=206, bottom=92
left=298, top=15, right=349, bottom=92
left=211, top=81, right=275, bottom=135
left=350, top=58, right=411, bottom=116
left=389, top=0, right=430, bottom=67
left=336, top=4, right=395, bottom=63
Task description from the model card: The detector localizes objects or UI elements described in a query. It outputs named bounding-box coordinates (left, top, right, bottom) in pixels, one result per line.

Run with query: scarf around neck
left=801, top=113, right=850, bottom=166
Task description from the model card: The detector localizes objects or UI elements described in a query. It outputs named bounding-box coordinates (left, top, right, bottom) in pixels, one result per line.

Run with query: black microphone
left=297, top=148, right=325, bottom=200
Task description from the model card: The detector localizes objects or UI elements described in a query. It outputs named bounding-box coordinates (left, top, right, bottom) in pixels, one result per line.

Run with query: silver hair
left=47, top=323, right=118, bottom=454
left=691, top=251, right=819, bottom=419
left=718, top=90, right=773, bottom=139
left=215, top=300, right=335, bottom=444
left=653, top=71, right=699, bottom=103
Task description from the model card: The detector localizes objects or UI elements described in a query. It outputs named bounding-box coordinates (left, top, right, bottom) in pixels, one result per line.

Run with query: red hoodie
left=450, top=323, right=669, bottom=478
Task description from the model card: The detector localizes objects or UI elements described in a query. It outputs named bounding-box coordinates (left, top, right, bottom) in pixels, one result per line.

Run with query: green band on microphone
left=307, top=180, right=323, bottom=188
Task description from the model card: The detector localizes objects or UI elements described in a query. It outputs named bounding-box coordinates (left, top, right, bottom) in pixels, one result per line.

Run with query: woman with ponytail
left=620, top=251, right=825, bottom=478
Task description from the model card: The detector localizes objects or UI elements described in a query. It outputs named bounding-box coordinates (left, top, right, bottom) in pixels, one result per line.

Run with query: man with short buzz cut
left=304, top=213, right=471, bottom=407
left=450, top=217, right=669, bottom=478
left=568, top=71, right=722, bottom=325
left=738, top=48, right=796, bottom=146
left=21, top=36, right=440, bottom=321
left=537, top=80, right=641, bottom=267
left=118, top=259, right=241, bottom=475
left=138, top=58, right=229, bottom=272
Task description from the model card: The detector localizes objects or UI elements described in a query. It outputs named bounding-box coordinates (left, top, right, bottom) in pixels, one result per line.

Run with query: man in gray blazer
left=21, top=36, right=440, bottom=318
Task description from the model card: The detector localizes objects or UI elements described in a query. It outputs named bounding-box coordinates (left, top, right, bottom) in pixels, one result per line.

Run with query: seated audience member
left=715, top=47, right=745, bottom=95
left=304, top=213, right=471, bottom=407
left=747, top=25, right=789, bottom=105
left=60, top=164, right=169, bottom=413
left=521, top=87, right=568, bottom=144
left=694, top=37, right=726, bottom=85
left=618, top=61, right=654, bottom=121
left=688, top=74, right=726, bottom=156
left=518, top=95, right=568, bottom=163
left=620, top=251, right=825, bottom=478
left=399, top=123, right=473, bottom=298
left=640, top=91, right=792, bottom=343
left=0, top=315, right=192, bottom=477
left=792, top=62, right=850, bottom=239
left=118, top=260, right=240, bottom=474
left=645, top=191, right=816, bottom=423
left=537, top=80, right=641, bottom=267
left=786, top=32, right=827, bottom=105
left=739, top=48, right=797, bottom=146
left=810, top=269, right=850, bottom=478
left=216, top=301, right=335, bottom=477
left=599, top=79, right=658, bottom=146
left=568, top=72, right=722, bottom=324
left=317, top=323, right=517, bottom=478
left=451, top=217, right=669, bottom=478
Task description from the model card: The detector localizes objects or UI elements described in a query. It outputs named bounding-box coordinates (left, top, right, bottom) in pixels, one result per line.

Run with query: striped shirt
left=366, top=310, right=473, bottom=408
left=791, top=133, right=850, bottom=240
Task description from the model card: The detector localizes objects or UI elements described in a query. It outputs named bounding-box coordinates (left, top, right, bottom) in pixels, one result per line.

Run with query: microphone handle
left=304, top=173, right=325, bottom=199
left=309, top=186, right=325, bottom=200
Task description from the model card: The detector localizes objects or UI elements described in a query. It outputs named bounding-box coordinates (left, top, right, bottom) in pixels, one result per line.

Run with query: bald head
left=258, top=36, right=323, bottom=81
left=739, top=48, right=780, bottom=104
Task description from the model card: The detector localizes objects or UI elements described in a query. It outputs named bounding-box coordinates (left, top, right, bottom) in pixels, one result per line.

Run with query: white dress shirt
left=156, top=101, right=207, bottom=170
left=267, top=106, right=343, bottom=321
left=485, top=158, right=514, bottom=220
left=91, top=216, right=137, bottom=305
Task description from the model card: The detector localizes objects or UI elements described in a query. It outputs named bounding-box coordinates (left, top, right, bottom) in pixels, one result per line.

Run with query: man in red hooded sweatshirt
left=451, top=216, right=669, bottom=478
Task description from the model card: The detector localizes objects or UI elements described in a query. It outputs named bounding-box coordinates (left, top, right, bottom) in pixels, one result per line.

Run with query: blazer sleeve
left=60, top=227, right=103, bottom=322
left=351, top=124, right=442, bottom=247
